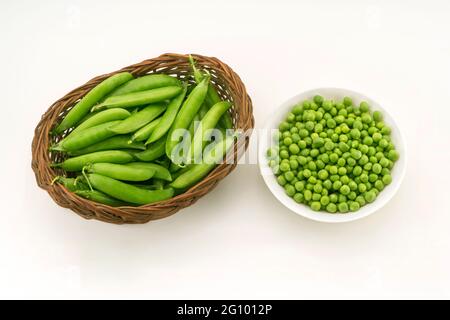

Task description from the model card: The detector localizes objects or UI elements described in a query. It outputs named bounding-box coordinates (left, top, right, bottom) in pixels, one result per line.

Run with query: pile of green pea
left=50, top=56, right=234, bottom=207
left=267, top=95, right=399, bottom=213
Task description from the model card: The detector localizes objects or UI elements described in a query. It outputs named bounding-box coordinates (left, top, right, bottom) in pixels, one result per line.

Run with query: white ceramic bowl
left=258, top=88, right=407, bottom=223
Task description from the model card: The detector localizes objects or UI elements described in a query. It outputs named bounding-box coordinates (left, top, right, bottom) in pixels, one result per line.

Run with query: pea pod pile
left=51, top=56, right=235, bottom=207
left=267, top=96, right=399, bottom=213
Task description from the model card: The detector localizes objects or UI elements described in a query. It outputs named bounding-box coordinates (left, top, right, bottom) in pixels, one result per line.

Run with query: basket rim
left=31, top=53, right=255, bottom=224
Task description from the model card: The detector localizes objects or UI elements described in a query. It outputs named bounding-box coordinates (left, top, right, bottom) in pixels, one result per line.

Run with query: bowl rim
left=258, top=87, right=407, bottom=223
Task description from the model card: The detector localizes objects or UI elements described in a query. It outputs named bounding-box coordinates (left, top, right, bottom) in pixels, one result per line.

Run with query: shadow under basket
left=31, top=53, right=254, bottom=224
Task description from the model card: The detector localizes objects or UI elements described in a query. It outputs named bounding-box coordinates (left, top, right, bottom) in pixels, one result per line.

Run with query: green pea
left=364, top=191, right=376, bottom=203
left=373, top=110, right=383, bottom=122
left=285, top=184, right=296, bottom=197
left=280, top=150, right=289, bottom=159
left=338, top=167, right=347, bottom=176
left=372, top=163, right=382, bottom=174
left=374, top=180, right=384, bottom=191
left=318, top=169, right=329, bottom=180
left=292, top=104, right=303, bottom=115
left=285, top=171, right=295, bottom=181
left=360, top=101, right=370, bottom=113
left=369, top=173, right=378, bottom=183
left=326, top=203, right=337, bottom=213
left=333, top=180, right=342, bottom=190
left=294, top=193, right=304, bottom=203
left=360, top=173, right=369, bottom=183
left=381, top=126, right=391, bottom=135
left=340, top=175, right=350, bottom=185
left=382, top=174, right=392, bottom=185
left=338, top=202, right=349, bottom=213
left=358, top=183, right=367, bottom=193
left=343, top=97, right=353, bottom=106
left=388, top=150, right=400, bottom=161
left=280, top=162, right=290, bottom=172
left=352, top=166, right=362, bottom=176
left=340, top=185, right=350, bottom=195
left=310, top=201, right=321, bottom=211
left=323, top=179, right=332, bottom=190
left=304, top=190, right=312, bottom=201
left=349, top=201, right=360, bottom=212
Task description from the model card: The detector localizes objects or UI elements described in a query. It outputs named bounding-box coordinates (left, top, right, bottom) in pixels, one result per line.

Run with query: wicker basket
left=31, top=53, right=254, bottom=224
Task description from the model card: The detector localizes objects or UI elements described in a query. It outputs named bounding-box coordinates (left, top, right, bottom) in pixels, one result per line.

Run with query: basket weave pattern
left=31, top=53, right=254, bottom=224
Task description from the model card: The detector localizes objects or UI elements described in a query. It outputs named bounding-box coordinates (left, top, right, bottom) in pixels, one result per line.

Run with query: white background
left=1, top=0, right=449, bottom=299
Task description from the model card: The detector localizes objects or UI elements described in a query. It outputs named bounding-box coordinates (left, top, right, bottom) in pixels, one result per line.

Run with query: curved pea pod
left=189, top=101, right=232, bottom=161
left=171, top=134, right=235, bottom=189
left=68, top=108, right=131, bottom=137
left=55, top=72, right=133, bottom=134
left=84, top=163, right=155, bottom=182
left=108, top=74, right=181, bottom=97
left=75, top=190, right=129, bottom=207
left=130, top=117, right=162, bottom=143
left=146, top=85, right=188, bottom=145
left=109, top=104, right=166, bottom=135
left=52, top=150, right=134, bottom=172
left=52, top=120, right=121, bottom=152
left=67, top=135, right=145, bottom=156
left=165, top=76, right=210, bottom=159
left=93, top=86, right=182, bottom=111
left=189, top=55, right=233, bottom=129
left=134, top=136, right=166, bottom=162
left=125, top=162, right=172, bottom=181
left=86, top=173, right=174, bottom=205
left=51, top=176, right=88, bottom=192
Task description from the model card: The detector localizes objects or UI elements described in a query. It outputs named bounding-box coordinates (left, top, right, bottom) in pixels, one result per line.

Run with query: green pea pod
left=165, top=76, right=210, bottom=159
left=84, top=163, right=156, bottom=182
left=67, top=135, right=145, bottom=156
left=130, top=117, right=162, bottom=143
left=68, top=108, right=131, bottom=137
left=93, top=86, right=182, bottom=111
left=134, top=136, right=166, bottom=162
left=146, top=85, right=188, bottom=145
left=75, top=190, right=128, bottom=207
left=189, top=56, right=233, bottom=129
left=86, top=173, right=174, bottom=205
left=108, top=74, right=181, bottom=97
left=125, top=162, right=172, bottom=181
left=189, top=101, right=232, bottom=161
left=55, top=72, right=133, bottom=134
left=109, top=104, right=166, bottom=135
left=52, top=120, right=121, bottom=152
left=171, top=134, right=235, bottom=189
left=51, top=176, right=88, bottom=192
left=52, top=150, right=134, bottom=172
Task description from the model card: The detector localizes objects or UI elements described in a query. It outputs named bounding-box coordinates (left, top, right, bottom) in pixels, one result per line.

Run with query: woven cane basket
left=31, top=53, right=254, bottom=224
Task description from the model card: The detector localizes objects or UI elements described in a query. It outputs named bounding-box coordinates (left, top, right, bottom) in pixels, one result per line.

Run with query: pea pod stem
left=55, top=72, right=133, bottom=134
left=189, top=55, right=233, bottom=129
